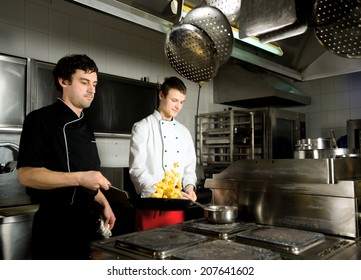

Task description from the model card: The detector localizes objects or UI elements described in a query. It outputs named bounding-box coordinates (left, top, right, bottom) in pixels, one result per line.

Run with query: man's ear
left=159, top=91, right=165, bottom=100
left=59, top=78, right=68, bottom=87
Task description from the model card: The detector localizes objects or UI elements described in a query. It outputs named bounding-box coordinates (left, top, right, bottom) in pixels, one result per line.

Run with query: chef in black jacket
left=17, top=54, right=116, bottom=260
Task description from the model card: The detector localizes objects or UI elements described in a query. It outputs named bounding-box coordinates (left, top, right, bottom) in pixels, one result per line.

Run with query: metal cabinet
left=197, top=110, right=266, bottom=167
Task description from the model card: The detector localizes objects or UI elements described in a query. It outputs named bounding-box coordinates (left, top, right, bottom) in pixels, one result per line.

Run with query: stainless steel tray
left=171, top=239, right=281, bottom=260
left=114, top=228, right=208, bottom=259
left=235, top=226, right=325, bottom=253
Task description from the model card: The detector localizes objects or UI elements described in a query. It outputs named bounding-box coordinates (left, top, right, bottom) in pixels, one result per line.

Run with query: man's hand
left=182, top=184, right=197, bottom=201
left=78, top=171, right=111, bottom=191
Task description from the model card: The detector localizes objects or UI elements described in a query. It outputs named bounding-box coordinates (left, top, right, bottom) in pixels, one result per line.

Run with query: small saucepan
left=192, top=201, right=238, bottom=224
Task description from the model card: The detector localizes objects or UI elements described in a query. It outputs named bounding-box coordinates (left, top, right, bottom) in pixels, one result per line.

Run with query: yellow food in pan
left=151, top=162, right=182, bottom=199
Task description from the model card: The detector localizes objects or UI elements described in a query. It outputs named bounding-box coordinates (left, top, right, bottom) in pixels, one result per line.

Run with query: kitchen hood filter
left=213, top=61, right=311, bottom=108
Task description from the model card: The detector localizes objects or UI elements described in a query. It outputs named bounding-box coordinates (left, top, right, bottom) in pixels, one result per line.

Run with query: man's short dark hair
left=53, top=54, right=98, bottom=91
left=160, top=76, right=187, bottom=97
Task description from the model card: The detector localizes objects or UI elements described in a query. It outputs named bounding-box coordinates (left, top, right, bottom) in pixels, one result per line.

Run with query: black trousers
left=31, top=203, right=100, bottom=260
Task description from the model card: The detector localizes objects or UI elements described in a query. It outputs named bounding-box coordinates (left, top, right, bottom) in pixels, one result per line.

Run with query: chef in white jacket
left=129, top=76, right=197, bottom=231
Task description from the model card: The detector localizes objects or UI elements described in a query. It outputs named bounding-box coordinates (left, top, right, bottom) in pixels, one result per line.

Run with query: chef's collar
left=154, top=109, right=174, bottom=122
left=57, top=97, right=84, bottom=119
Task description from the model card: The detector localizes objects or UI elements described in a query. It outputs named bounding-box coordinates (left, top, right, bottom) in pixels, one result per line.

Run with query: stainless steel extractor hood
left=68, top=0, right=361, bottom=82
left=213, top=59, right=311, bottom=108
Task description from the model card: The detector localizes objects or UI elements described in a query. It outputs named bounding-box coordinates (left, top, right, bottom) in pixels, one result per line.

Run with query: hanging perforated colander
left=182, top=6, right=234, bottom=66
left=204, top=0, right=241, bottom=22
left=313, top=0, right=361, bottom=58
left=164, top=23, right=219, bottom=83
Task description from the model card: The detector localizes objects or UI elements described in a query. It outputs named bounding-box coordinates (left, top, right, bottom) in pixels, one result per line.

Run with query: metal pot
left=295, top=138, right=334, bottom=150
left=192, top=201, right=238, bottom=223
left=294, top=148, right=360, bottom=159
left=204, top=205, right=238, bottom=224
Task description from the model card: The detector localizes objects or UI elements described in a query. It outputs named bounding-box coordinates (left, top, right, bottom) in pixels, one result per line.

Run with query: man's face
left=60, top=69, right=98, bottom=115
left=158, top=88, right=186, bottom=121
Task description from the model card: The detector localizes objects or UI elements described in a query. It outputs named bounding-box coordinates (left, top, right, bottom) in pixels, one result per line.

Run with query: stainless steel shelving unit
left=197, top=110, right=265, bottom=167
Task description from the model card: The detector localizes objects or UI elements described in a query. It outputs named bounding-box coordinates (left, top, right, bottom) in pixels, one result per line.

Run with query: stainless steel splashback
left=205, top=158, right=361, bottom=238
left=212, top=158, right=361, bottom=184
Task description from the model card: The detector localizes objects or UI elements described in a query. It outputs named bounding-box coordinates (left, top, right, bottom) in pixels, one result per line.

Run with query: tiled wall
left=296, top=72, right=361, bottom=140
left=1, top=0, right=361, bottom=166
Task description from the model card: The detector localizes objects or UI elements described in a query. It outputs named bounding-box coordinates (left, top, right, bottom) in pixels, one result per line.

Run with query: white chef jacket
left=129, top=110, right=197, bottom=197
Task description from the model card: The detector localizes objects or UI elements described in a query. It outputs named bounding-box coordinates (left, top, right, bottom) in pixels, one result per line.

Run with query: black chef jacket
left=17, top=98, right=101, bottom=260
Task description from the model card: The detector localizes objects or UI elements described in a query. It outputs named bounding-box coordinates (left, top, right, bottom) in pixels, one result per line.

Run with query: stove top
left=114, top=227, right=208, bottom=259
left=234, top=225, right=355, bottom=259
left=235, top=225, right=325, bottom=253
left=181, top=219, right=256, bottom=239
left=171, top=239, right=281, bottom=260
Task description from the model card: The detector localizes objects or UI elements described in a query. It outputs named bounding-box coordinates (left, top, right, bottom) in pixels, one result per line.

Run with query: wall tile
left=136, top=57, right=151, bottom=80
left=335, top=109, right=350, bottom=128
left=26, top=1, right=49, bottom=34
left=49, top=35, right=69, bottom=63
left=350, top=108, right=361, bottom=119
left=334, top=75, right=349, bottom=92
left=106, top=27, right=123, bottom=52
left=149, top=61, right=164, bottom=83
left=306, top=95, right=320, bottom=113
left=88, top=9, right=107, bottom=26
left=334, top=90, right=350, bottom=110
left=320, top=77, right=334, bottom=94
left=121, top=54, right=137, bottom=79
left=136, top=36, right=151, bottom=61
left=307, top=112, right=321, bottom=130
left=349, top=72, right=361, bottom=90
left=320, top=93, right=335, bottom=111
left=349, top=89, right=361, bottom=108
left=49, top=10, right=69, bottom=39
left=306, top=79, right=321, bottom=96
left=0, top=0, right=25, bottom=28
left=89, top=46, right=106, bottom=72
left=321, top=111, right=336, bottom=128
left=89, top=22, right=106, bottom=49
left=69, top=40, right=88, bottom=55
left=151, top=40, right=165, bottom=63
left=49, top=0, right=70, bottom=13
left=69, top=1, right=89, bottom=20
left=25, top=30, right=49, bottom=60
left=69, top=15, right=88, bottom=44
left=105, top=50, right=123, bottom=76
left=121, top=31, right=138, bottom=57
left=0, top=23, right=25, bottom=56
